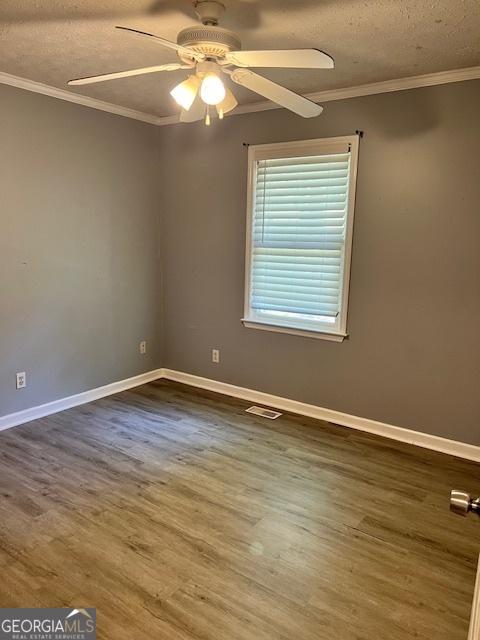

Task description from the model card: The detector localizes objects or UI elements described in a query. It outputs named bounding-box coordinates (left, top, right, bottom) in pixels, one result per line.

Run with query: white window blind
left=243, top=136, right=359, bottom=340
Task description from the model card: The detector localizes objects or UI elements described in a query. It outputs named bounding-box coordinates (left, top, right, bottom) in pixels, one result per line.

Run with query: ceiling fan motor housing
left=177, top=26, right=241, bottom=63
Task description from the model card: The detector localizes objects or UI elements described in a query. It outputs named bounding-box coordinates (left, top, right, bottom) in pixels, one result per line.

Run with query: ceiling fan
left=68, top=0, right=334, bottom=125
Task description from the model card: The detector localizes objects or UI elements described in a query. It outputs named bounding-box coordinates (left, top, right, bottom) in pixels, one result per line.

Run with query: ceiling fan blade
left=116, top=26, right=205, bottom=62
left=225, top=49, right=334, bottom=69
left=180, top=96, right=206, bottom=123
left=68, top=63, right=185, bottom=86
left=231, top=69, right=323, bottom=118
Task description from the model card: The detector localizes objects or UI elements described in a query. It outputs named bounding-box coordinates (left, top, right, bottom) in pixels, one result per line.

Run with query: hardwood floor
left=0, top=379, right=479, bottom=639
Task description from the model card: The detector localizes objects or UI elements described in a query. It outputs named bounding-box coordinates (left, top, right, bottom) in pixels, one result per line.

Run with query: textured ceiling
left=0, top=0, right=479, bottom=118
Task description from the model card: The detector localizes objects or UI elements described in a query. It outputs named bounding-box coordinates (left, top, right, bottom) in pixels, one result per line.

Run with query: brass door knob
left=450, top=490, right=480, bottom=517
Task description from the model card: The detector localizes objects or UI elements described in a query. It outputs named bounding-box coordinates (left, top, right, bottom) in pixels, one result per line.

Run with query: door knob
left=450, top=490, right=480, bottom=517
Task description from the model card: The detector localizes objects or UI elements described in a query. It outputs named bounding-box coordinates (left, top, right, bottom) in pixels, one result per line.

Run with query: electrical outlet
left=212, top=349, right=220, bottom=364
left=139, top=341, right=147, bottom=355
left=16, top=372, right=26, bottom=389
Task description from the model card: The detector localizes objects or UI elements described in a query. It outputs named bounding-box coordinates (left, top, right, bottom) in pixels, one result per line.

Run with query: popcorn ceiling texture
left=0, top=0, right=479, bottom=117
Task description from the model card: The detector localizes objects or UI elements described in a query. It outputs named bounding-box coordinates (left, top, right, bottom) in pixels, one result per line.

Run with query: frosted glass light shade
left=170, top=76, right=200, bottom=111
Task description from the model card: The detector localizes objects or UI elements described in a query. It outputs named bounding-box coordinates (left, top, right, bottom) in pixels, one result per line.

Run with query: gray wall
left=2, top=79, right=479, bottom=446
left=0, top=85, right=161, bottom=415
left=158, top=79, right=480, bottom=445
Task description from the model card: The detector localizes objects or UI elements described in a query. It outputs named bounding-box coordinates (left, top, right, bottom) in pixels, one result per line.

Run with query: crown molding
left=1, top=65, right=479, bottom=128
left=157, top=64, right=480, bottom=126
left=304, top=64, right=480, bottom=104
left=0, top=71, right=162, bottom=125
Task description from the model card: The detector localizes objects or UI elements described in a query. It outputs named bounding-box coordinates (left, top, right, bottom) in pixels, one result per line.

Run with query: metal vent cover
left=245, top=406, right=282, bottom=420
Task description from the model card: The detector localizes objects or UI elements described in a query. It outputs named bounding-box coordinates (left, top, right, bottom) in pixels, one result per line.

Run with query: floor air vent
left=245, top=406, right=282, bottom=419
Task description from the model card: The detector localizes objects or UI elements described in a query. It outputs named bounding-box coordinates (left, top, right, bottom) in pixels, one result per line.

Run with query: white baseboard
left=161, top=368, right=480, bottom=463
left=0, top=369, right=163, bottom=433
left=1, top=366, right=478, bottom=463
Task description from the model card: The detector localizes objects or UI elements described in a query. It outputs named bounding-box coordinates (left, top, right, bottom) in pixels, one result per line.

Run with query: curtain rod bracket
left=355, top=130, right=364, bottom=138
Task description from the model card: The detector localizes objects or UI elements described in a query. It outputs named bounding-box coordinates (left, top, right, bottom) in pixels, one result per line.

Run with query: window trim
left=242, top=135, right=360, bottom=341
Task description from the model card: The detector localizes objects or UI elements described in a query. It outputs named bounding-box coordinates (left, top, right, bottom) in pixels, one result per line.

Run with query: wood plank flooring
left=0, top=379, right=479, bottom=639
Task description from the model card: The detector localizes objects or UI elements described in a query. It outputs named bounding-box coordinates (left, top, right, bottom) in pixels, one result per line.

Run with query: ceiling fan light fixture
left=70, top=9, right=335, bottom=123
left=200, top=72, right=226, bottom=106
left=170, top=75, right=200, bottom=111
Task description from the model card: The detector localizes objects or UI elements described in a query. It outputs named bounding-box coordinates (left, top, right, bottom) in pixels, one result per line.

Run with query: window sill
left=241, top=318, right=347, bottom=342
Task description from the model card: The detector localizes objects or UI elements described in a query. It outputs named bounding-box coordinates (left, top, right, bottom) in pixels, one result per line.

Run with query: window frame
left=242, top=135, right=359, bottom=342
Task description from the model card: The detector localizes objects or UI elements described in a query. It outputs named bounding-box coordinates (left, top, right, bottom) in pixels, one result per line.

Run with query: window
left=243, top=135, right=359, bottom=341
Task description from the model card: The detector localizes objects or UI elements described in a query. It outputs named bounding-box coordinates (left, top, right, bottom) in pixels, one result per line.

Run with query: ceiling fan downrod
left=194, top=1, right=225, bottom=26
